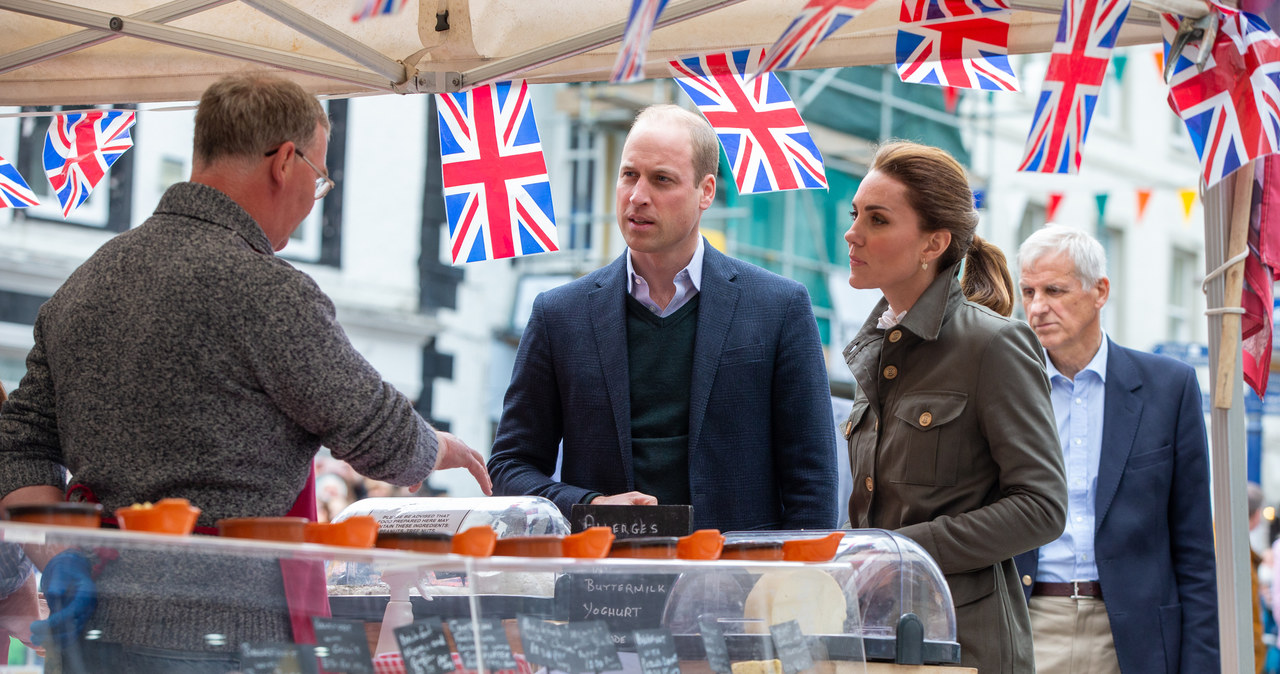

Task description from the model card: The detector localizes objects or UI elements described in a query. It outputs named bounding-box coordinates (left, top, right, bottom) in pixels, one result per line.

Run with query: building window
left=1169, top=247, right=1196, bottom=341
left=564, top=122, right=599, bottom=251
left=1100, top=225, right=1124, bottom=341
left=14, top=105, right=135, bottom=232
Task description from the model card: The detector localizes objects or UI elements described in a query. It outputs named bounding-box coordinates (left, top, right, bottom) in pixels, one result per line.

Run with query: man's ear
left=698, top=173, right=716, bottom=210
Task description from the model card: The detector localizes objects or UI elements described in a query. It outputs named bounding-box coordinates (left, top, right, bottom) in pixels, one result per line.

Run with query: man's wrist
left=579, top=492, right=603, bottom=505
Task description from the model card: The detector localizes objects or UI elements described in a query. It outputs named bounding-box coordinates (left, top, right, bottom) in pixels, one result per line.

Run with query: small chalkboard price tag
left=518, top=615, right=571, bottom=672
left=632, top=628, right=680, bottom=674
left=447, top=618, right=517, bottom=670
left=312, top=617, right=374, bottom=674
left=566, top=572, right=677, bottom=646
left=566, top=621, right=624, bottom=673
left=769, top=620, right=815, bottom=674
left=395, top=618, right=453, bottom=674
left=698, top=616, right=732, bottom=674
left=570, top=504, right=692, bottom=537
left=238, top=642, right=319, bottom=674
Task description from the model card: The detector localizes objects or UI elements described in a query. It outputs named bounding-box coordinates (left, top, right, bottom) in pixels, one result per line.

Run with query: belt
left=1032, top=581, right=1103, bottom=599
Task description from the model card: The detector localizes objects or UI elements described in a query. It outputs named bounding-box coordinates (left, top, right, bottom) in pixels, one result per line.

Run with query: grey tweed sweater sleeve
left=0, top=182, right=438, bottom=526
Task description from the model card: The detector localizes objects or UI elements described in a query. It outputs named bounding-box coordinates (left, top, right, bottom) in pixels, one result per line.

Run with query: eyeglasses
left=265, top=146, right=335, bottom=200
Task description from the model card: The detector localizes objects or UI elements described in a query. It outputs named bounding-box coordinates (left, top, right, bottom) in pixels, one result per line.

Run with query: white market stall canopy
left=0, top=0, right=1209, bottom=106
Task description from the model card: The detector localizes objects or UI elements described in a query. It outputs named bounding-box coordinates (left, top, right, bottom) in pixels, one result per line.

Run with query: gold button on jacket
left=888, top=329, right=902, bottom=343
left=919, top=411, right=933, bottom=427
left=864, top=476, right=874, bottom=491
left=883, top=365, right=898, bottom=379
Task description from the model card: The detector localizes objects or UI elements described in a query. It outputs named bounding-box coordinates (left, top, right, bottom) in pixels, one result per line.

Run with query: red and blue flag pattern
left=436, top=80, right=560, bottom=264
left=896, top=0, right=1019, bottom=91
left=754, top=0, right=877, bottom=77
left=43, top=110, right=135, bottom=219
left=669, top=49, right=827, bottom=195
left=1018, top=0, right=1131, bottom=174
left=351, top=0, right=408, bottom=22
left=1165, top=10, right=1280, bottom=187
left=0, top=154, right=39, bottom=208
left=611, top=0, right=669, bottom=83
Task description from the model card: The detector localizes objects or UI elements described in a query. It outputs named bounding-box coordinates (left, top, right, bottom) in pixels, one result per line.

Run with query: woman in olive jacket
left=841, top=141, right=1067, bottom=674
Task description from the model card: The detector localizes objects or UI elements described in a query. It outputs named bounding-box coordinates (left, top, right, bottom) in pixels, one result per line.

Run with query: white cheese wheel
left=742, top=568, right=847, bottom=635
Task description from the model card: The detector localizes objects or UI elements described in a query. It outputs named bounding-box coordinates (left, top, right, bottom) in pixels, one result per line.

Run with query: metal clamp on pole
left=1164, top=12, right=1220, bottom=83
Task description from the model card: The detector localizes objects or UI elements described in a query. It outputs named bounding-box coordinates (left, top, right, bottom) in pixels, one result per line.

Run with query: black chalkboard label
left=633, top=628, right=681, bottom=674
left=698, top=616, right=732, bottom=674
left=769, top=620, right=814, bottom=674
left=566, top=572, right=678, bottom=646
left=565, top=621, right=624, bottom=673
left=570, top=504, right=692, bottom=537
left=518, top=615, right=571, bottom=671
left=395, top=618, right=453, bottom=674
left=312, top=617, right=374, bottom=674
left=447, top=618, right=517, bottom=670
left=238, top=642, right=319, bottom=674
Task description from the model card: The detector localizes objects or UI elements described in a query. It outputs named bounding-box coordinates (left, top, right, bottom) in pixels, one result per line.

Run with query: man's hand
left=30, top=550, right=96, bottom=648
left=590, top=492, right=658, bottom=506
left=433, top=430, right=493, bottom=495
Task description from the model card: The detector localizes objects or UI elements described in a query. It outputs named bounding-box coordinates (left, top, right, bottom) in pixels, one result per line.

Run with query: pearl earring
left=921, top=261, right=928, bottom=271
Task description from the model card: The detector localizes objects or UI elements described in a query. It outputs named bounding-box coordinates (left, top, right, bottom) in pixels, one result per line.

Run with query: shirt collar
left=1045, top=331, right=1109, bottom=383
left=627, top=236, right=705, bottom=294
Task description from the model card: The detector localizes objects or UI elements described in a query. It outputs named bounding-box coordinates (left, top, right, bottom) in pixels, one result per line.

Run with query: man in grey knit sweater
left=0, top=75, right=490, bottom=672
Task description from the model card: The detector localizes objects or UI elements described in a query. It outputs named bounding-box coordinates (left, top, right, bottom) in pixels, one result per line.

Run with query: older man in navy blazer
left=1014, top=224, right=1218, bottom=674
left=487, top=105, right=837, bottom=532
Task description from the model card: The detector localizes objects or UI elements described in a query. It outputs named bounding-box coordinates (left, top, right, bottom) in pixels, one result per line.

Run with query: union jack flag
left=1165, top=10, right=1280, bottom=187
left=436, top=80, right=560, bottom=264
left=754, top=0, right=877, bottom=77
left=611, top=0, right=669, bottom=83
left=896, top=0, right=1020, bottom=91
left=351, top=0, right=407, bottom=22
left=1018, top=0, right=1131, bottom=174
left=43, top=110, right=135, bottom=219
left=0, top=155, right=39, bottom=208
left=669, top=49, right=827, bottom=194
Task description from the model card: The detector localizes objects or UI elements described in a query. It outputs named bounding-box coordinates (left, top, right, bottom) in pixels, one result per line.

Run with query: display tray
left=328, top=594, right=558, bottom=622
left=672, top=634, right=961, bottom=666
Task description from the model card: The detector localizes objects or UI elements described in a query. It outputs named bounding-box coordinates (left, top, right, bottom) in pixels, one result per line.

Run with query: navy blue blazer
left=487, top=243, right=838, bottom=531
left=1014, top=340, right=1218, bottom=674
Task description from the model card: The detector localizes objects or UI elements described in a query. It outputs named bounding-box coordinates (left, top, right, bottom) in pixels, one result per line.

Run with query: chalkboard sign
left=312, top=617, right=374, bottom=674
left=518, top=615, right=571, bottom=672
left=570, top=504, right=692, bottom=537
left=698, top=616, right=732, bottom=674
left=769, top=621, right=815, bottom=674
left=633, top=628, right=680, bottom=674
left=565, top=572, right=678, bottom=646
left=395, top=618, right=453, bottom=674
left=446, top=618, right=517, bottom=670
left=565, top=621, right=623, bottom=674
left=239, top=642, right=319, bottom=674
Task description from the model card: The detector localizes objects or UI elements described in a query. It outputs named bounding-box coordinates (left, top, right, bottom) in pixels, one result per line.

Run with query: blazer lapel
left=589, top=254, right=635, bottom=482
left=687, top=244, right=740, bottom=454
left=1096, top=340, right=1142, bottom=529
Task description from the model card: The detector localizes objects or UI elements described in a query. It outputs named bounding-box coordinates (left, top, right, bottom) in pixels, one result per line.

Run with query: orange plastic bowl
left=782, top=532, right=845, bottom=562
left=305, top=515, right=379, bottom=547
left=4, top=503, right=103, bottom=528
left=677, top=529, right=725, bottom=560
left=376, top=531, right=453, bottom=553
left=114, top=498, right=201, bottom=535
left=609, top=536, right=679, bottom=559
left=720, top=540, right=784, bottom=561
left=562, top=526, right=615, bottom=559
left=216, top=516, right=309, bottom=542
left=451, top=526, right=497, bottom=557
left=492, top=535, right=562, bottom=558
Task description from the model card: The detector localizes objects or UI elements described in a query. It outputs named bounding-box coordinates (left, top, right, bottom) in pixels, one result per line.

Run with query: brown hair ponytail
left=961, top=234, right=1015, bottom=317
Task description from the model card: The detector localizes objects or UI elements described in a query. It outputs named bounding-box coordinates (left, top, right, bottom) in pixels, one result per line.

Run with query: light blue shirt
left=1036, top=335, right=1109, bottom=583
left=626, top=237, right=704, bottom=317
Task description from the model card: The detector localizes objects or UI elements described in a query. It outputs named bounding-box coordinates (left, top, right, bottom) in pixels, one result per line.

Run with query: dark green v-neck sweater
left=626, top=293, right=698, bottom=506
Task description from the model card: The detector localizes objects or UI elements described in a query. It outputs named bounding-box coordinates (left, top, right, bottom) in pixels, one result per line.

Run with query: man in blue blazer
left=1014, top=224, right=1218, bottom=674
left=487, top=105, right=838, bottom=532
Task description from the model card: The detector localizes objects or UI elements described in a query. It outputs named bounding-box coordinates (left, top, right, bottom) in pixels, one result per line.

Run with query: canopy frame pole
left=1202, top=170, right=1254, bottom=674
left=0, top=0, right=231, bottom=76
left=459, top=0, right=748, bottom=91
left=239, top=0, right=407, bottom=86
left=0, top=0, right=394, bottom=92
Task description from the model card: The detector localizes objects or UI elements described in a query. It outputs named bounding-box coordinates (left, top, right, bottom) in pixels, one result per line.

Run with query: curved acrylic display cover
left=331, top=496, right=571, bottom=538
